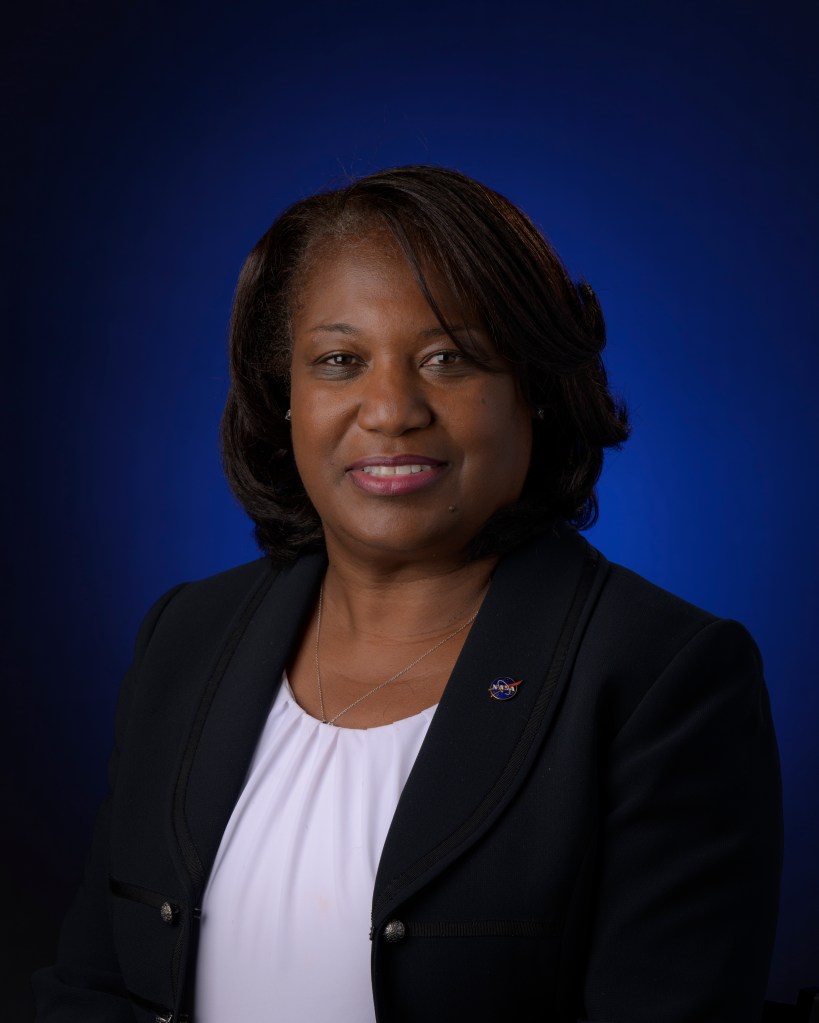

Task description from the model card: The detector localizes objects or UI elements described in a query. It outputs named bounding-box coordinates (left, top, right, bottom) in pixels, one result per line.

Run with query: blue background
left=4, top=0, right=817, bottom=1013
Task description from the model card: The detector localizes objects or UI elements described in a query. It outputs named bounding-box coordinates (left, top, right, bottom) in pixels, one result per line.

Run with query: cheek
left=289, top=410, right=354, bottom=514
left=501, top=425, right=534, bottom=495
left=289, top=423, right=327, bottom=500
left=463, top=401, right=532, bottom=491
left=289, top=396, right=344, bottom=462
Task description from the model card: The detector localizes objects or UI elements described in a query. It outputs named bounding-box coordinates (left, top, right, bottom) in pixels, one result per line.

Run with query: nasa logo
left=488, top=677, right=523, bottom=701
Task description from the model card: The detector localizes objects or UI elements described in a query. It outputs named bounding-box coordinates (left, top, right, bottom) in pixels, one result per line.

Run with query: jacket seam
left=109, top=875, right=180, bottom=911
left=139, top=583, right=189, bottom=655
left=405, top=918, right=555, bottom=938
left=609, top=615, right=724, bottom=745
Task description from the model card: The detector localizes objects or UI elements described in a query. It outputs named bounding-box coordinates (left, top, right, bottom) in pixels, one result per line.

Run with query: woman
left=34, top=166, right=782, bottom=1022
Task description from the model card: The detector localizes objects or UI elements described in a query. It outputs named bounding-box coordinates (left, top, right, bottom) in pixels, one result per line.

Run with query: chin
left=328, top=521, right=473, bottom=564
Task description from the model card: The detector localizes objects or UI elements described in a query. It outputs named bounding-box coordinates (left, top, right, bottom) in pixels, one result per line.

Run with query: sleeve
left=32, top=583, right=186, bottom=1023
left=580, top=618, right=783, bottom=1023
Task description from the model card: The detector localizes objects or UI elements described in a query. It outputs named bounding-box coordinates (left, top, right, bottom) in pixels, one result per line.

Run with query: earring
left=285, top=409, right=291, bottom=422
left=534, top=407, right=545, bottom=420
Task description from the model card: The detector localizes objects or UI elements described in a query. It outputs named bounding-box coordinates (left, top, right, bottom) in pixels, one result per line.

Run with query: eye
left=312, top=351, right=364, bottom=377
left=320, top=352, right=359, bottom=366
left=423, top=349, right=467, bottom=368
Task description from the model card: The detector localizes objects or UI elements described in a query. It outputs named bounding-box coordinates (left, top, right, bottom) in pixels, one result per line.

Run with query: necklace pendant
left=488, top=677, right=523, bottom=701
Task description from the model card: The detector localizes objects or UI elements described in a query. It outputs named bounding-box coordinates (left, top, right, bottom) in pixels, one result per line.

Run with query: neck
left=321, top=545, right=497, bottom=642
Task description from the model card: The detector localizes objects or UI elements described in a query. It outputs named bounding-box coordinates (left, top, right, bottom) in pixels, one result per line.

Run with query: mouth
left=360, top=463, right=435, bottom=477
left=346, top=455, right=448, bottom=495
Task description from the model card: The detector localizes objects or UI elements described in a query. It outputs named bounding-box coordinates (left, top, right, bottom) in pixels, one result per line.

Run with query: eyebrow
left=309, top=322, right=360, bottom=335
left=419, top=325, right=477, bottom=338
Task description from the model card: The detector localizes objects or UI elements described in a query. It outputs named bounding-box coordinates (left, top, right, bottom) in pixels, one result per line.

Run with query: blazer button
left=159, top=901, right=178, bottom=925
left=383, top=920, right=406, bottom=943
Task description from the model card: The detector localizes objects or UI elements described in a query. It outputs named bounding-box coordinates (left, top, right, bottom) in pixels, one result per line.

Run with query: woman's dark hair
left=221, top=165, right=629, bottom=561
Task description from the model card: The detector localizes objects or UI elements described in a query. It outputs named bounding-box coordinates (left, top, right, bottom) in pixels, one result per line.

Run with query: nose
left=356, top=360, right=433, bottom=436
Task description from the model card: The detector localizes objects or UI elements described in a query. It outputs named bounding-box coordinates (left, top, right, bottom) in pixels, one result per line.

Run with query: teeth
left=361, top=464, right=432, bottom=476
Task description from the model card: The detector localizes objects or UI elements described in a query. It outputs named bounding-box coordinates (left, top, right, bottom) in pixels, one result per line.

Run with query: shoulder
left=502, top=526, right=759, bottom=677
left=593, top=552, right=757, bottom=663
left=595, top=556, right=718, bottom=652
left=167, top=556, right=280, bottom=615
left=130, top=557, right=284, bottom=664
left=129, top=550, right=330, bottom=668
left=579, top=544, right=764, bottom=737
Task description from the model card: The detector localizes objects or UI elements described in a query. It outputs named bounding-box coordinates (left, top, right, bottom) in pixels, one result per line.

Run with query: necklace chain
left=314, top=581, right=479, bottom=726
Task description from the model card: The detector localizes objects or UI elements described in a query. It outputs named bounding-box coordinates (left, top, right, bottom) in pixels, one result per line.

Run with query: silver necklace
left=314, top=581, right=479, bottom=726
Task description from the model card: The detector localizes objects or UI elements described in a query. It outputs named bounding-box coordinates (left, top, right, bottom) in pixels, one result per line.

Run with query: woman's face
left=288, top=232, right=533, bottom=566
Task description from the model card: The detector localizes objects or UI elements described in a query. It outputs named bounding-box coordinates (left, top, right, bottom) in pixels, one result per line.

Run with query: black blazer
left=33, top=527, right=782, bottom=1022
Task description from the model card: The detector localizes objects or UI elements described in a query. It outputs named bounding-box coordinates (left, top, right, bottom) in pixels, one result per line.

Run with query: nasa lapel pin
left=488, top=677, right=523, bottom=701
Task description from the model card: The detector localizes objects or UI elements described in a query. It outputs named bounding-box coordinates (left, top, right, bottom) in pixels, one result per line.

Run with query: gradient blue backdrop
left=4, top=0, right=817, bottom=1014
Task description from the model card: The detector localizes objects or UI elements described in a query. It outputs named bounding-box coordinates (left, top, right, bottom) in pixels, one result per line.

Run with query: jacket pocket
left=125, top=986, right=175, bottom=1022
left=109, top=877, right=181, bottom=923
left=109, top=875, right=188, bottom=1019
left=404, top=918, right=554, bottom=938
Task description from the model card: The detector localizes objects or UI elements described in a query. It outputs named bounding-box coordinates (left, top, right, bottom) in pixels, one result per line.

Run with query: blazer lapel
left=177, top=551, right=326, bottom=891
left=170, top=528, right=605, bottom=914
left=372, top=527, right=605, bottom=926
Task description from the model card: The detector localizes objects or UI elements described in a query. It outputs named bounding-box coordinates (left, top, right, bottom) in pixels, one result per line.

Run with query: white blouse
left=195, top=675, right=436, bottom=1023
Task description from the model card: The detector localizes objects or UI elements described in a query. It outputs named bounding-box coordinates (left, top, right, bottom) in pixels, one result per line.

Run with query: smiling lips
left=347, top=455, right=448, bottom=496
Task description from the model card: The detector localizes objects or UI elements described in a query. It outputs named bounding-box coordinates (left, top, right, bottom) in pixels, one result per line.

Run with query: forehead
left=292, top=229, right=469, bottom=330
